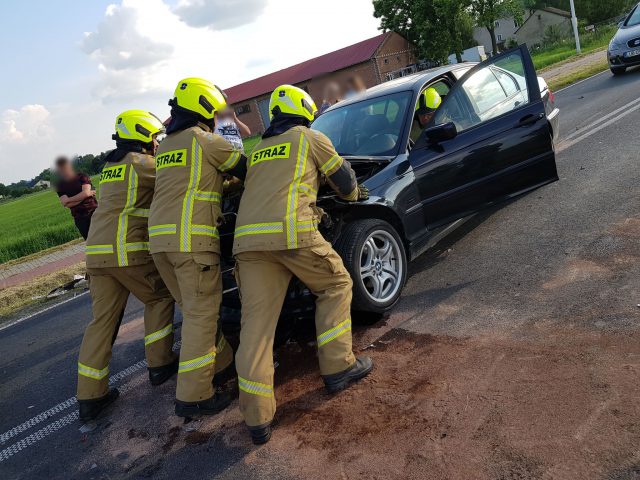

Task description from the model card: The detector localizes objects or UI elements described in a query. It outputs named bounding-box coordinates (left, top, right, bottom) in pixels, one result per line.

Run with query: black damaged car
left=220, top=46, right=559, bottom=320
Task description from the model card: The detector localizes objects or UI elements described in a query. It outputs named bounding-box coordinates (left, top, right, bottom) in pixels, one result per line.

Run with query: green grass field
left=0, top=189, right=81, bottom=263
left=531, top=25, right=616, bottom=70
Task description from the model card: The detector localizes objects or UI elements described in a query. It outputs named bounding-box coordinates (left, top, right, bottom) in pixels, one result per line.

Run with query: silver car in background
left=608, top=2, right=640, bottom=75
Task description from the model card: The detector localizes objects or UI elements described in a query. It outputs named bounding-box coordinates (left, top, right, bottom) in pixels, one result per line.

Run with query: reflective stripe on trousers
left=178, top=352, right=216, bottom=373
left=144, top=323, right=173, bottom=346
left=78, top=362, right=109, bottom=380
left=238, top=376, right=274, bottom=397
left=317, top=319, right=352, bottom=347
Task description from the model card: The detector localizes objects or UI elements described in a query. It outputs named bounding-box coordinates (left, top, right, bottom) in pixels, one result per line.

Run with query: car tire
left=334, top=218, right=408, bottom=313
left=611, top=66, right=626, bottom=76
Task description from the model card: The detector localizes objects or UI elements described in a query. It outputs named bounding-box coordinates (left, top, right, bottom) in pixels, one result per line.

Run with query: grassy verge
left=530, top=25, right=616, bottom=70
left=0, top=262, right=85, bottom=318
left=0, top=238, right=83, bottom=271
left=546, top=58, right=609, bottom=91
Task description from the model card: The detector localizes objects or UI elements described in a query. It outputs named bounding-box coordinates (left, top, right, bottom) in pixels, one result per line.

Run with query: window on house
left=514, top=19, right=520, bottom=28
left=384, top=58, right=389, bottom=64
left=235, top=104, right=251, bottom=115
left=495, top=20, right=500, bottom=27
left=498, top=34, right=504, bottom=41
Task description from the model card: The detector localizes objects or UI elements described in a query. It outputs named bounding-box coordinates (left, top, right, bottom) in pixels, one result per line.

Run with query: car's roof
left=331, top=63, right=475, bottom=109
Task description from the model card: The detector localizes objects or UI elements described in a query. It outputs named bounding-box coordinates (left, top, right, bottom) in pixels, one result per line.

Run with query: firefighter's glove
left=357, top=184, right=369, bottom=201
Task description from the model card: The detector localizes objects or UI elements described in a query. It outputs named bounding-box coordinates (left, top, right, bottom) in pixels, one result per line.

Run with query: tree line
left=372, top=0, right=636, bottom=63
left=0, top=152, right=108, bottom=200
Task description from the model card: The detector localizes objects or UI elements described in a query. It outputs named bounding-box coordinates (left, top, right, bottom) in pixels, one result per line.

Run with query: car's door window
left=409, top=79, right=451, bottom=145
left=492, top=67, right=518, bottom=96
left=432, top=50, right=530, bottom=132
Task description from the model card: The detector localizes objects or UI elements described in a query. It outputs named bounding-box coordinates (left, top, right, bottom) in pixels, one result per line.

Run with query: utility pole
left=569, top=0, right=582, bottom=54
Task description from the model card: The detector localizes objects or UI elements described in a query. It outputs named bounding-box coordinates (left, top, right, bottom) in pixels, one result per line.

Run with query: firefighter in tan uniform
left=233, top=85, right=373, bottom=444
left=149, top=78, right=246, bottom=417
left=78, top=111, right=177, bottom=422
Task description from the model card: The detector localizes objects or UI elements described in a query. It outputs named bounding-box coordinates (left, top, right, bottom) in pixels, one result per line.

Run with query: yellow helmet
left=172, top=77, right=226, bottom=120
left=416, top=87, right=442, bottom=114
left=269, top=84, right=317, bottom=122
left=114, top=110, right=164, bottom=143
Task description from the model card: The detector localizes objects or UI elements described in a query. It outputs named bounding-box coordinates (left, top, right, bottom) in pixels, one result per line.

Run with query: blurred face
left=418, top=111, right=435, bottom=128
left=55, top=159, right=74, bottom=179
left=217, top=108, right=233, bottom=120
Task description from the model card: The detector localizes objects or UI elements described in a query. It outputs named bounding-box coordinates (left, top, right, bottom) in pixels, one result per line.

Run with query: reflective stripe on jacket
left=85, top=152, right=155, bottom=268
left=233, top=126, right=352, bottom=254
left=149, top=124, right=242, bottom=254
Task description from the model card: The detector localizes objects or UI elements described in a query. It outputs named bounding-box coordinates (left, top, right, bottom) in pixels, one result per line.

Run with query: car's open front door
left=408, top=45, right=558, bottom=230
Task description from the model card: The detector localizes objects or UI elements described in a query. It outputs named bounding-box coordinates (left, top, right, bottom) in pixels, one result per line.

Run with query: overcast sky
left=0, top=0, right=380, bottom=184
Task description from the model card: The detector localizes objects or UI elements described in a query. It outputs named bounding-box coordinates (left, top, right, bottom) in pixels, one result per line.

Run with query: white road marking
left=0, top=291, right=90, bottom=333
left=562, top=96, right=640, bottom=143
left=557, top=100, right=640, bottom=153
left=0, top=359, right=146, bottom=446
left=0, top=341, right=181, bottom=462
left=554, top=69, right=609, bottom=93
left=0, top=369, right=149, bottom=462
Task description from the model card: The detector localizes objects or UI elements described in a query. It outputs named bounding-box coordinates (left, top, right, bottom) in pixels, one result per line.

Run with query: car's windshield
left=312, top=91, right=411, bottom=156
left=625, top=4, right=640, bottom=26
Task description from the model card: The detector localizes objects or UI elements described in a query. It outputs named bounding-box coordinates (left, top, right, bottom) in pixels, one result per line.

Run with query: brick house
left=224, top=32, right=416, bottom=136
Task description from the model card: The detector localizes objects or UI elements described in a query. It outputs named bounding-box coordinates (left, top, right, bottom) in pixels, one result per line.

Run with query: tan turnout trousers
left=78, top=263, right=176, bottom=400
left=235, top=240, right=355, bottom=427
left=152, top=251, right=233, bottom=402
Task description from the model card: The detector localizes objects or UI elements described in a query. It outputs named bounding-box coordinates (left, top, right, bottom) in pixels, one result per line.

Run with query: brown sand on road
left=108, top=324, right=639, bottom=480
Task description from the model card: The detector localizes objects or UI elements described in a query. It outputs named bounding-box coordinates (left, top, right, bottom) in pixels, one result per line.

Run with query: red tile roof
left=225, top=32, right=390, bottom=104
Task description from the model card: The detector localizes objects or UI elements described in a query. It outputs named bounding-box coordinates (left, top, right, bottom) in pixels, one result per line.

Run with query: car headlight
left=609, top=38, right=623, bottom=51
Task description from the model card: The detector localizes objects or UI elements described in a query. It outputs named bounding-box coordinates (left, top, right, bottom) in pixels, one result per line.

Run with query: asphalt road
left=2, top=67, right=640, bottom=480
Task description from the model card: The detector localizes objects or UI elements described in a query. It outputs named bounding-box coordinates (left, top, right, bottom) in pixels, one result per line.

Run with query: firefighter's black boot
left=175, top=390, right=232, bottom=418
left=78, top=388, right=120, bottom=422
left=148, top=358, right=178, bottom=386
left=322, top=356, right=373, bottom=394
left=248, top=422, right=272, bottom=445
left=212, top=360, right=237, bottom=386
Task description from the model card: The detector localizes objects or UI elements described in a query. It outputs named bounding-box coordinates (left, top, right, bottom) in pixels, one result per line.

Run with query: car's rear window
left=312, top=91, right=411, bottom=156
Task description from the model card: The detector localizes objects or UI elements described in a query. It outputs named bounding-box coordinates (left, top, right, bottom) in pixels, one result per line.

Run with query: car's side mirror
left=424, top=122, right=458, bottom=144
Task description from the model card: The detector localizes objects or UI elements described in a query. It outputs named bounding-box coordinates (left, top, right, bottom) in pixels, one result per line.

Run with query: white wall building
left=473, top=8, right=571, bottom=55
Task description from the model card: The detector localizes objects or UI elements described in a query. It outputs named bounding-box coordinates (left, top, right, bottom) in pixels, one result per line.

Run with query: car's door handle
left=518, top=113, right=544, bottom=127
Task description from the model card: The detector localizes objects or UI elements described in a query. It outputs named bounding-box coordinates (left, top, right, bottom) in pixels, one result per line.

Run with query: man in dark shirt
left=54, top=156, right=98, bottom=240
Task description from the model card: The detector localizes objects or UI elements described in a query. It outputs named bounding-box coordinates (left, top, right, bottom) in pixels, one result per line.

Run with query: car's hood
left=612, top=24, right=640, bottom=45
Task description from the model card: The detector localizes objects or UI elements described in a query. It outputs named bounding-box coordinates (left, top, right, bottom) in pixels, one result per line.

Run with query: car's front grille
left=627, top=37, right=640, bottom=48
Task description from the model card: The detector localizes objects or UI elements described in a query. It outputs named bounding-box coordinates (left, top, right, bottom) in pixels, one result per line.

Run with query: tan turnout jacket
left=149, top=124, right=243, bottom=254
left=85, top=152, right=156, bottom=268
left=233, top=126, right=349, bottom=254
